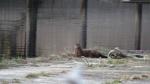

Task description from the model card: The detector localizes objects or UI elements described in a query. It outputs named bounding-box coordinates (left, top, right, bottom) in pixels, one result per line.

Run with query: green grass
left=26, top=71, right=59, bottom=78
left=0, top=60, right=8, bottom=69
left=107, top=60, right=114, bottom=64
left=115, top=60, right=125, bottom=64
left=1, top=80, right=9, bottom=84
left=86, top=63, right=99, bottom=68
left=11, top=57, right=27, bottom=64
left=103, top=80, right=122, bottom=84
left=25, top=73, right=39, bottom=78
left=39, top=71, right=51, bottom=77
left=112, top=80, right=122, bottom=84
left=87, top=59, right=127, bottom=68
left=0, top=57, right=27, bottom=69
left=107, top=59, right=125, bottom=65
left=27, top=57, right=51, bottom=63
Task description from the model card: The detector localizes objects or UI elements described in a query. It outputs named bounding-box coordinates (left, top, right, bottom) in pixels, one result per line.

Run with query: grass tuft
left=141, top=74, right=149, bottom=78
left=130, top=75, right=143, bottom=80
left=0, top=61, right=8, bottom=69
left=121, top=73, right=150, bottom=81
left=26, top=71, right=59, bottom=79
left=103, top=80, right=122, bottom=84
left=11, top=57, right=27, bottom=64
left=39, top=71, right=51, bottom=77
left=107, top=59, right=125, bottom=65
left=0, top=57, right=27, bottom=69
left=25, top=73, right=39, bottom=78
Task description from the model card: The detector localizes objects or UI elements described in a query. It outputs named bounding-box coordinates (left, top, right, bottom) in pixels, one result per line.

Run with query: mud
left=0, top=56, right=150, bottom=84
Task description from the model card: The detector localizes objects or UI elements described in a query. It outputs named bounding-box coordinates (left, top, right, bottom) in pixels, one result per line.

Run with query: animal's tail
left=99, top=53, right=108, bottom=58
left=134, top=55, right=143, bottom=58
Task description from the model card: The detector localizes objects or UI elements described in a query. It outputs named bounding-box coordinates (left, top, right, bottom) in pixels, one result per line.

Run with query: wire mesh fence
left=0, top=0, right=150, bottom=58
left=0, top=0, right=26, bottom=59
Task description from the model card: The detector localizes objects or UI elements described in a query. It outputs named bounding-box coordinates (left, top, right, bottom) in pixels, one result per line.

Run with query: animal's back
left=74, top=44, right=107, bottom=58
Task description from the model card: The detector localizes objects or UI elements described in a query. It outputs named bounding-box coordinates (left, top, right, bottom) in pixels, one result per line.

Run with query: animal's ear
left=74, top=44, right=81, bottom=48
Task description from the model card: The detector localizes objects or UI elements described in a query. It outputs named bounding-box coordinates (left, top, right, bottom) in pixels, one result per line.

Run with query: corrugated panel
left=36, top=0, right=150, bottom=56
left=87, top=0, right=136, bottom=49
left=0, top=0, right=26, bottom=58
left=141, top=4, right=150, bottom=50
left=36, top=0, right=81, bottom=56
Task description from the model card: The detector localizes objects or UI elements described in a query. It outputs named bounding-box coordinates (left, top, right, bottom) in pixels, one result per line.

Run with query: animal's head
left=74, top=44, right=83, bottom=57
left=74, top=44, right=82, bottom=49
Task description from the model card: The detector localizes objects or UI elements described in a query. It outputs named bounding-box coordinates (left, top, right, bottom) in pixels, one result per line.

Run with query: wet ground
left=0, top=55, right=150, bottom=84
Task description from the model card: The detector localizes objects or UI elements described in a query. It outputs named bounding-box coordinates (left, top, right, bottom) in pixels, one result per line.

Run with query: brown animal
left=74, top=44, right=108, bottom=58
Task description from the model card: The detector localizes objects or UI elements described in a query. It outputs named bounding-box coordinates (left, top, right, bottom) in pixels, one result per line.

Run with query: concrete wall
left=87, top=1, right=137, bottom=49
left=0, top=0, right=150, bottom=56
left=36, top=0, right=81, bottom=56
left=0, top=0, right=26, bottom=56
left=36, top=0, right=150, bottom=56
left=141, top=4, right=150, bottom=50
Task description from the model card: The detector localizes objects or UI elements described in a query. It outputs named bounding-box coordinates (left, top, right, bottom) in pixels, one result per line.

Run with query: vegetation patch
left=39, top=71, right=51, bottom=77
left=11, top=57, right=27, bottom=64
left=45, top=72, right=60, bottom=75
left=99, top=63, right=107, bottom=67
left=121, top=73, right=150, bottom=81
left=0, top=60, right=8, bottom=69
left=25, top=73, right=39, bottom=78
left=88, top=63, right=99, bottom=68
left=86, top=63, right=107, bottom=69
left=1, top=80, right=9, bottom=84
left=0, top=57, right=27, bottom=69
left=27, top=57, right=53, bottom=63
left=129, top=75, right=143, bottom=80
left=107, top=59, right=125, bottom=64
left=12, top=79, right=21, bottom=83
left=59, top=49, right=74, bottom=57
left=103, top=80, right=122, bottom=84
left=87, top=59, right=129, bottom=68
left=141, top=74, right=150, bottom=78
left=121, top=75, right=130, bottom=81
left=107, top=59, right=128, bottom=65
left=115, top=60, right=125, bottom=65
left=26, top=71, right=59, bottom=79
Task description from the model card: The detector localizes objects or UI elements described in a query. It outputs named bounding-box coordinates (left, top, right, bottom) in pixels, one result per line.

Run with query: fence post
left=135, top=3, right=142, bottom=50
left=25, top=0, right=29, bottom=58
left=25, top=0, right=39, bottom=57
left=80, top=0, right=88, bottom=49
